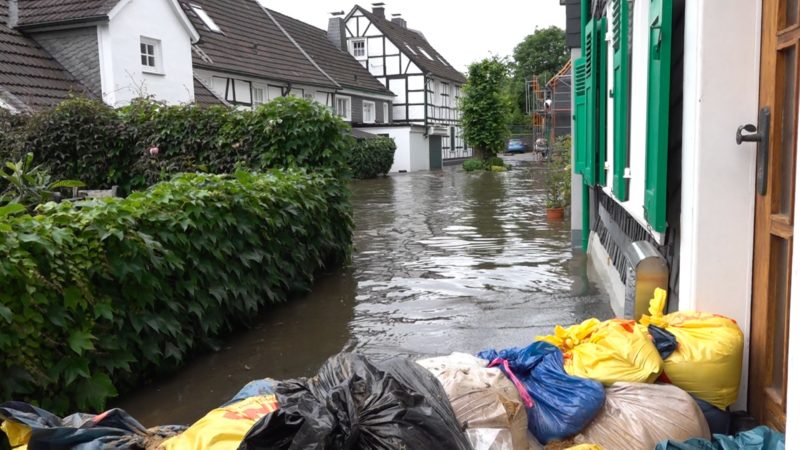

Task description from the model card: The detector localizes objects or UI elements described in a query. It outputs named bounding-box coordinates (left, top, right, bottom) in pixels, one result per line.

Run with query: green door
left=429, top=135, right=443, bottom=170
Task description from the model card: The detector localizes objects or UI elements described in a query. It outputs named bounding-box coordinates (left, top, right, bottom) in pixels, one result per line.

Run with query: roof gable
left=348, top=5, right=466, bottom=84
left=268, top=9, right=392, bottom=96
left=182, top=0, right=337, bottom=89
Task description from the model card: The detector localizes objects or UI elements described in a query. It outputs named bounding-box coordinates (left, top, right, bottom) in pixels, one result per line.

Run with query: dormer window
left=351, top=39, right=367, bottom=59
left=140, top=37, right=163, bottom=74
left=191, top=4, right=222, bottom=33
left=418, top=47, right=433, bottom=60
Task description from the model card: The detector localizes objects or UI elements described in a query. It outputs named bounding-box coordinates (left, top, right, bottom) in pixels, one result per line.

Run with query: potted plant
left=544, top=137, right=572, bottom=220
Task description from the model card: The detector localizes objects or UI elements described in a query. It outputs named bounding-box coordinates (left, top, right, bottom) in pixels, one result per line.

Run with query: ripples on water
left=116, top=155, right=611, bottom=426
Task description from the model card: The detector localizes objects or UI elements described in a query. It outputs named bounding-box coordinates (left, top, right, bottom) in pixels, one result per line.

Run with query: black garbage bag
left=0, top=401, right=185, bottom=450
left=239, top=352, right=472, bottom=450
left=648, top=324, right=678, bottom=360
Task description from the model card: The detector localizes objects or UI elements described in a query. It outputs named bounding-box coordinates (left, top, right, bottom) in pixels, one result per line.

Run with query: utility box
left=624, top=241, right=669, bottom=321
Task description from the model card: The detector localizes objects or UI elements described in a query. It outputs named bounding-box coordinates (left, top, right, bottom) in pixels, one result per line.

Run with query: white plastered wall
left=99, top=0, right=195, bottom=106
left=679, top=0, right=761, bottom=411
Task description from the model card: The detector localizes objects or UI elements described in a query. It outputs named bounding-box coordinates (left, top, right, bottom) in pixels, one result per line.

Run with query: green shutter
left=582, top=18, right=597, bottom=185
left=611, top=0, right=630, bottom=200
left=574, top=56, right=587, bottom=176
left=644, top=0, right=673, bottom=233
left=597, top=18, right=609, bottom=187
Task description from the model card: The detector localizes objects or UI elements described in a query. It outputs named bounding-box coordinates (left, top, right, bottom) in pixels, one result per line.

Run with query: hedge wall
left=347, top=137, right=397, bottom=179
left=0, top=170, right=352, bottom=413
left=2, top=97, right=353, bottom=191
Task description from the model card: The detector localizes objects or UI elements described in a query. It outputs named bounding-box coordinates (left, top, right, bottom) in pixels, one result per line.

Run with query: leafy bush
left=463, top=159, right=485, bottom=172
left=0, top=170, right=352, bottom=414
left=545, top=136, right=572, bottom=209
left=463, top=156, right=508, bottom=172
left=461, top=57, right=513, bottom=159
left=0, top=109, right=29, bottom=163
left=1, top=153, right=84, bottom=210
left=347, top=137, right=396, bottom=179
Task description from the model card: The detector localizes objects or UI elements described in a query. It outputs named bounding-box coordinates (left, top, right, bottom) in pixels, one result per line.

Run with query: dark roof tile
left=269, top=9, right=392, bottom=96
left=182, top=0, right=337, bottom=89
left=17, top=0, right=118, bottom=27
left=193, top=76, right=228, bottom=107
left=353, top=6, right=466, bottom=84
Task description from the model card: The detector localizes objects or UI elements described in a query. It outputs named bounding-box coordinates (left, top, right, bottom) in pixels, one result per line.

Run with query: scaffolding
left=526, top=60, right=573, bottom=149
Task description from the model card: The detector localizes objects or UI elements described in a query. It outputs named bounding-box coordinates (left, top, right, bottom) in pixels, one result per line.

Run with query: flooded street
left=116, top=154, right=612, bottom=426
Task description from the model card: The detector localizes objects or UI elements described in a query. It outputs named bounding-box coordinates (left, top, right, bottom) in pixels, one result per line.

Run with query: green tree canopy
left=512, top=26, right=569, bottom=83
left=460, top=57, right=513, bottom=160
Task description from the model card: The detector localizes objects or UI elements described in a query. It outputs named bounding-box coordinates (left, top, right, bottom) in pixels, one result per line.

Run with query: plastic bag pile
left=0, top=288, right=784, bottom=450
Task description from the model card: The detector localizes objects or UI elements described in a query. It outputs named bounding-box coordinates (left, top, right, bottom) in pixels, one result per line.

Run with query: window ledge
left=142, top=68, right=165, bottom=76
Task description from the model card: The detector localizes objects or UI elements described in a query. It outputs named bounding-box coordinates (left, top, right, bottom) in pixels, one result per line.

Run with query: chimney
left=327, top=12, right=346, bottom=51
left=7, top=0, right=19, bottom=28
left=391, top=14, right=406, bottom=28
left=372, top=2, right=385, bottom=19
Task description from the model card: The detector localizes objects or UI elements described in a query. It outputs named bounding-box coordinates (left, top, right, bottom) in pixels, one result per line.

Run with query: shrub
left=0, top=109, right=29, bottom=163
left=545, top=136, right=572, bottom=209
left=0, top=170, right=352, bottom=414
left=0, top=153, right=84, bottom=210
left=347, top=137, right=396, bottom=179
left=463, top=159, right=485, bottom=172
left=463, top=156, right=508, bottom=172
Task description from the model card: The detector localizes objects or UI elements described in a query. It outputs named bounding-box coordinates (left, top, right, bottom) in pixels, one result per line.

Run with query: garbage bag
left=221, top=379, right=277, bottom=407
left=655, top=425, right=785, bottom=450
left=640, top=288, right=745, bottom=409
left=536, top=318, right=663, bottom=385
left=477, top=342, right=605, bottom=445
left=239, top=352, right=472, bottom=450
left=569, top=382, right=709, bottom=450
left=417, top=353, right=529, bottom=450
left=161, top=395, right=278, bottom=450
left=693, top=397, right=731, bottom=436
left=648, top=324, right=678, bottom=360
left=0, top=401, right=184, bottom=450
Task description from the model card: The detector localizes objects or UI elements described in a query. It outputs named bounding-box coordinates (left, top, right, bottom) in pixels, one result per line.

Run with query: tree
left=460, top=57, right=513, bottom=160
left=513, top=26, right=569, bottom=84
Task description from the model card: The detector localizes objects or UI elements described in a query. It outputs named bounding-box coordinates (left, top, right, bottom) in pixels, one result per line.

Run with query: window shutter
left=574, top=56, right=587, bottom=177
left=611, top=0, right=630, bottom=200
left=644, top=0, right=673, bottom=233
left=582, top=18, right=597, bottom=185
left=597, top=18, right=609, bottom=187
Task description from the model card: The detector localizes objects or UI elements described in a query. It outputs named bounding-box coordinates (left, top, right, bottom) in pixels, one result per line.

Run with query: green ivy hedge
left=0, top=170, right=352, bottom=414
left=2, top=97, right=353, bottom=191
left=347, top=136, right=396, bottom=179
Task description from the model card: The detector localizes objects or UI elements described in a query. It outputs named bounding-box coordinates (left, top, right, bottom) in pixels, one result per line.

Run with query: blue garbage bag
left=477, top=341, right=606, bottom=444
left=655, top=425, right=785, bottom=450
left=0, top=401, right=185, bottom=450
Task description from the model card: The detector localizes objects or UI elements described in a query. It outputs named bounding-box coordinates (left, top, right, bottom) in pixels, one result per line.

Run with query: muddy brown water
left=115, top=154, right=612, bottom=426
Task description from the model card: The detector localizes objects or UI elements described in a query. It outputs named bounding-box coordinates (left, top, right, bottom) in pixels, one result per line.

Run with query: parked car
left=506, top=139, right=529, bottom=154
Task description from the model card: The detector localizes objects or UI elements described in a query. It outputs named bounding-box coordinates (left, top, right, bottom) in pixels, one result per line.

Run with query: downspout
left=423, top=74, right=429, bottom=137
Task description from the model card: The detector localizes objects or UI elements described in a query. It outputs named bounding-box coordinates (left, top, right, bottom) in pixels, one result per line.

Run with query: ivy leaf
left=75, top=372, right=118, bottom=412
left=63, top=357, right=91, bottom=385
left=68, top=330, right=96, bottom=355
left=0, top=304, right=12, bottom=323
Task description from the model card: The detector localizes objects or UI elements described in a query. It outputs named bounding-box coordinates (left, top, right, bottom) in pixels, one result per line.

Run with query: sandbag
left=477, top=342, right=605, bottom=445
left=655, top=425, right=785, bottom=450
left=536, top=318, right=663, bottom=385
left=0, top=401, right=183, bottom=450
left=161, top=395, right=278, bottom=450
left=417, top=353, right=529, bottom=450
left=640, top=288, right=744, bottom=409
left=240, top=352, right=472, bottom=450
left=570, top=383, right=710, bottom=450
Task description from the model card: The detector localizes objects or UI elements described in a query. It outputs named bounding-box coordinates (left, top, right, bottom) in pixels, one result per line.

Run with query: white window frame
left=190, top=3, right=222, bottom=33
left=362, top=100, right=376, bottom=124
left=351, top=39, right=367, bottom=60
left=252, top=84, right=266, bottom=108
left=335, top=95, right=352, bottom=122
left=140, top=37, right=163, bottom=74
left=383, top=102, right=389, bottom=123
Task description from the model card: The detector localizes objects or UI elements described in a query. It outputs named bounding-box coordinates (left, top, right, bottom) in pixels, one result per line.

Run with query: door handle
left=736, top=107, right=771, bottom=195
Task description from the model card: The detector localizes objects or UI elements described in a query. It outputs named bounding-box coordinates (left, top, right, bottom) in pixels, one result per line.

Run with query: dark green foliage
left=0, top=153, right=84, bottom=210
left=545, top=136, right=572, bottom=208
left=0, top=170, right=352, bottom=414
left=347, top=137, right=396, bottom=179
left=509, top=27, right=569, bottom=122
left=0, top=109, right=29, bottom=164
left=1, top=97, right=352, bottom=191
left=462, top=159, right=485, bottom=172
left=461, top=58, right=513, bottom=160
left=463, top=157, right=509, bottom=172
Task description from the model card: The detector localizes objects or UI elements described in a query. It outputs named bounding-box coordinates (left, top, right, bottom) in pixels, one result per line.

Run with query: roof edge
left=16, top=16, right=108, bottom=30
left=193, top=63, right=339, bottom=91
left=193, top=74, right=231, bottom=107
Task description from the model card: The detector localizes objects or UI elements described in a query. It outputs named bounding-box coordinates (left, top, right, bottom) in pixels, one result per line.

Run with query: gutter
left=16, top=16, right=108, bottom=32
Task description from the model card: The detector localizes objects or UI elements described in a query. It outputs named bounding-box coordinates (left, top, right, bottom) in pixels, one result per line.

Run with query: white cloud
left=258, top=1, right=566, bottom=73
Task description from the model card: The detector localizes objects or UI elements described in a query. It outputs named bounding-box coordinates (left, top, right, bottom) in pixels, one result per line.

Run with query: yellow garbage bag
left=1, top=420, right=31, bottom=448
left=536, top=318, right=662, bottom=385
left=161, top=395, right=279, bottom=450
left=640, top=288, right=744, bottom=410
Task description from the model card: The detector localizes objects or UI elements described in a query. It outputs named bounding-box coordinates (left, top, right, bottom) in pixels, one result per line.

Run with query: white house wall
left=679, top=0, right=761, bottom=411
left=101, top=0, right=195, bottom=106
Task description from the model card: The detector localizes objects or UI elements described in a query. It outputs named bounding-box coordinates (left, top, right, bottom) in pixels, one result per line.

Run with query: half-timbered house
left=330, top=3, right=470, bottom=165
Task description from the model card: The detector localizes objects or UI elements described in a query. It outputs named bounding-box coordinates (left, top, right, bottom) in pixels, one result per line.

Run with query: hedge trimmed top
left=0, top=97, right=355, bottom=191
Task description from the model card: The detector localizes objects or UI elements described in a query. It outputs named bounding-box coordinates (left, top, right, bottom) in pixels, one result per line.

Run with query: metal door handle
left=736, top=107, right=770, bottom=195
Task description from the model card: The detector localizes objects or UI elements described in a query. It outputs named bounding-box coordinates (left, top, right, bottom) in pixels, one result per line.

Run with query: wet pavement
left=115, top=153, right=613, bottom=426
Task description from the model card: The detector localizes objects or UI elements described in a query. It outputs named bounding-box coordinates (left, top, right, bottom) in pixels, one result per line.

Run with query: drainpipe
left=582, top=183, right=590, bottom=251
left=423, top=74, right=429, bottom=137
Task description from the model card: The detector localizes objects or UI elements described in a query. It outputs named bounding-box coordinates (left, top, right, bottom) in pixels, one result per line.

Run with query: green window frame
left=644, top=0, right=673, bottom=233
left=597, top=18, right=609, bottom=187
left=574, top=56, right=587, bottom=177
left=611, top=0, right=631, bottom=200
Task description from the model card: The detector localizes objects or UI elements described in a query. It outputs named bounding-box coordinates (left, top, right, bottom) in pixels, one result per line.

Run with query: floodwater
left=115, top=153, right=612, bottom=426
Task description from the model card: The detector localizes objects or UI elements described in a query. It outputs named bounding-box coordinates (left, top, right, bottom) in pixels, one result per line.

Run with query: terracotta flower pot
left=546, top=207, right=565, bottom=220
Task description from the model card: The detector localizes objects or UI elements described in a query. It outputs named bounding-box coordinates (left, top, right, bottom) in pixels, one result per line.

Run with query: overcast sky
left=258, top=1, right=567, bottom=73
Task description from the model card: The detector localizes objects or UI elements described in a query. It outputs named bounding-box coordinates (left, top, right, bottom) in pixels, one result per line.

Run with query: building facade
left=567, top=0, right=798, bottom=441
